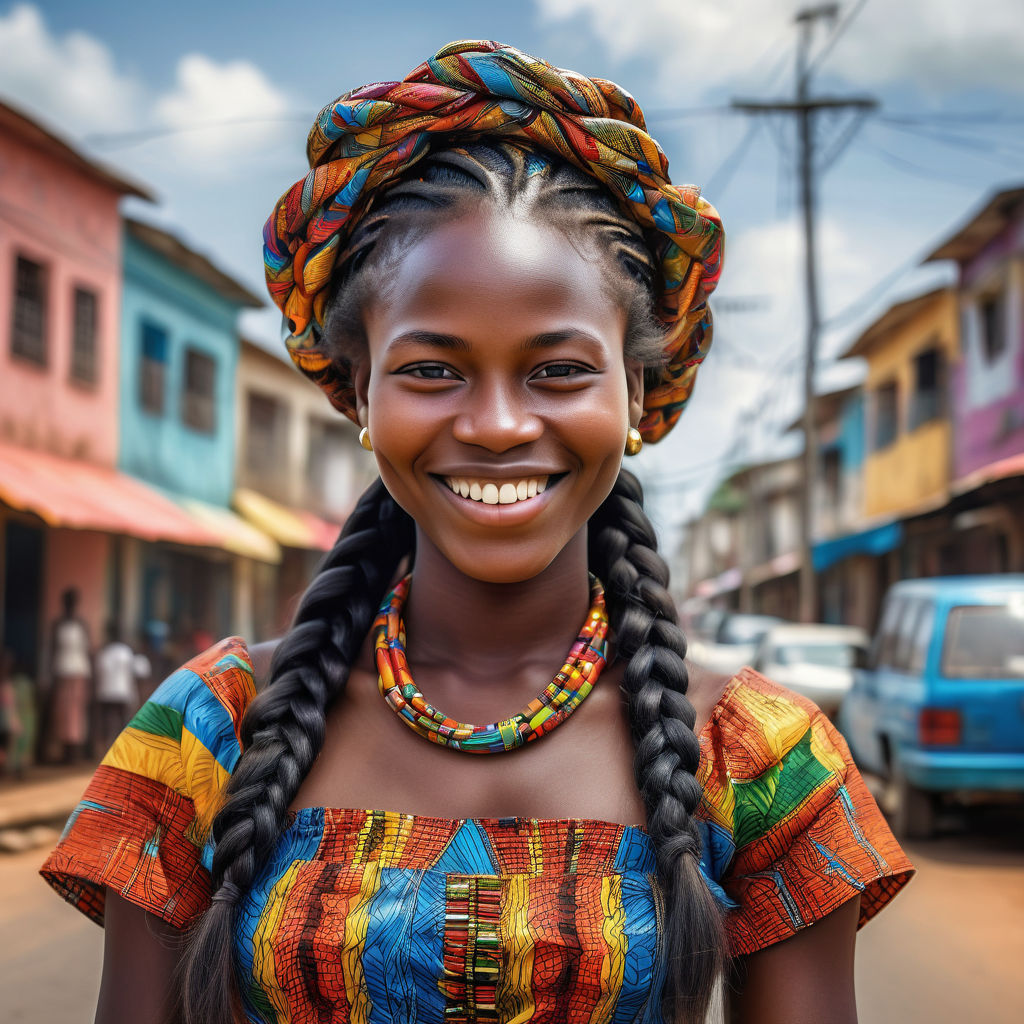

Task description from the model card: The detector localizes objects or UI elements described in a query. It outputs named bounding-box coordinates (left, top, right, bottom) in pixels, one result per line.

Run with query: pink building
left=0, top=101, right=212, bottom=685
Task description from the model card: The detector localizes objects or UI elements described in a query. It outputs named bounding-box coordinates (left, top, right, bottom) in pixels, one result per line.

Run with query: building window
left=69, top=287, right=99, bottom=385
left=872, top=380, right=899, bottom=451
left=139, top=320, right=168, bottom=414
left=979, top=292, right=1005, bottom=362
left=10, top=255, right=48, bottom=366
left=181, top=347, right=216, bottom=434
left=246, top=391, right=286, bottom=478
left=909, top=346, right=945, bottom=430
left=822, top=447, right=841, bottom=514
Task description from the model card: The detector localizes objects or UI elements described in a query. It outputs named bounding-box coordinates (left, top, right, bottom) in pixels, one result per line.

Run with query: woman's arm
left=728, top=895, right=861, bottom=1024
left=96, top=891, right=183, bottom=1024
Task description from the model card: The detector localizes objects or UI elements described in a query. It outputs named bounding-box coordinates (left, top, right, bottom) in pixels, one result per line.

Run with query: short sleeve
left=696, top=669, right=914, bottom=956
left=40, top=637, right=255, bottom=929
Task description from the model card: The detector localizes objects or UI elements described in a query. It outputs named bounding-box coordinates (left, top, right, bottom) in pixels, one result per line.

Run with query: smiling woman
left=40, top=39, right=912, bottom=1024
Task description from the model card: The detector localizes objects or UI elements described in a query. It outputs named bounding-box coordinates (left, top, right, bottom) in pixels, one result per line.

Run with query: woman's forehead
left=365, top=208, right=625, bottom=334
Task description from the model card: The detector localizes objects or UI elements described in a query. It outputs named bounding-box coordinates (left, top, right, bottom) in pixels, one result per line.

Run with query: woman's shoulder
left=700, top=666, right=842, bottom=771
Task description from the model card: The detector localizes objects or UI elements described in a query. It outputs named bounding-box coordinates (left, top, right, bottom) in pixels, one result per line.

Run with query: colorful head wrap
left=263, top=39, right=723, bottom=442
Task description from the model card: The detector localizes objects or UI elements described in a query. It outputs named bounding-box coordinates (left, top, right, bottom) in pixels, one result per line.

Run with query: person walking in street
left=41, top=41, right=913, bottom=1024
left=48, top=587, right=92, bottom=765
left=93, top=624, right=143, bottom=755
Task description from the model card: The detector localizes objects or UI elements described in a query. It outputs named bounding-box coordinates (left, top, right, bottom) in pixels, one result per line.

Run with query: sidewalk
left=0, top=764, right=93, bottom=831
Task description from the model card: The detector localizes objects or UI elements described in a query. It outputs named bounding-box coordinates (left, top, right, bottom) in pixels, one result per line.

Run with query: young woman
left=42, top=41, right=912, bottom=1024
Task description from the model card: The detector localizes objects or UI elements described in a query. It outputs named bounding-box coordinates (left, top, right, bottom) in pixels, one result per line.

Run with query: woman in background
left=42, top=41, right=913, bottom=1024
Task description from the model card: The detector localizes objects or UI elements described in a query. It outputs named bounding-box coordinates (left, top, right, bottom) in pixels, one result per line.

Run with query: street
left=1, top=807, right=1021, bottom=1023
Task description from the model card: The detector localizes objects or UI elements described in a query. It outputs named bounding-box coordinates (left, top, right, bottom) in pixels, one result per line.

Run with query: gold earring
left=625, top=426, right=643, bottom=456
left=358, top=427, right=373, bottom=452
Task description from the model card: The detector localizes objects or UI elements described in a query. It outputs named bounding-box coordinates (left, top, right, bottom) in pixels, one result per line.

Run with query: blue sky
left=3, top=0, right=1022, bottom=548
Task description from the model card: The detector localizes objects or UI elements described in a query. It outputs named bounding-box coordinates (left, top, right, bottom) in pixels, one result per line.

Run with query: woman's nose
left=451, top=378, right=543, bottom=452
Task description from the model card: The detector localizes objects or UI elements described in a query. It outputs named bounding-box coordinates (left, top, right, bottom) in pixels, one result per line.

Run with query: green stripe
left=731, top=729, right=835, bottom=847
left=127, top=701, right=184, bottom=741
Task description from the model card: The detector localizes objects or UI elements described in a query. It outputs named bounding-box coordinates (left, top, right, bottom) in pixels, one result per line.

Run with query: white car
left=751, top=624, right=870, bottom=717
left=686, top=613, right=784, bottom=676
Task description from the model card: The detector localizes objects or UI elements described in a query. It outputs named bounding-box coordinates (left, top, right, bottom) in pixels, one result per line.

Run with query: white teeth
left=445, top=476, right=552, bottom=504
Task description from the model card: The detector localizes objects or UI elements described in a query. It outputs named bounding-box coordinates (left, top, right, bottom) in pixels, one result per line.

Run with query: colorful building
left=233, top=338, right=374, bottom=638
left=0, top=101, right=214, bottom=681
left=117, top=218, right=275, bottom=648
left=923, top=187, right=1024, bottom=573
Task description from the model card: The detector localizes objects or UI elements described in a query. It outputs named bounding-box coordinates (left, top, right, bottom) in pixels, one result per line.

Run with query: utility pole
left=731, top=4, right=876, bottom=622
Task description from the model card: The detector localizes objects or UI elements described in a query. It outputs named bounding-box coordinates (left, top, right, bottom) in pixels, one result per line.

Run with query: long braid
left=178, top=480, right=413, bottom=1024
left=589, top=468, right=725, bottom=1024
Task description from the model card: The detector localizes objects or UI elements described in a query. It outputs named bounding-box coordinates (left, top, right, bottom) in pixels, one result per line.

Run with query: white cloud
left=0, top=4, right=291, bottom=176
left=155, top=54, right=290, bottom=168
left=0, top=3, right=141, bottom=132
left=534, top=0, right=1024, bottom=97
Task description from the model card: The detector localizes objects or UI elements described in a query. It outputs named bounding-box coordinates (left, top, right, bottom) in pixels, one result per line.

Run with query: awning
left=0, top=438, right=219, bottom=546
left=174, top=496, right=281, bottom=564
left=694, top=566, right=742, bottom=598
left=234, top=488, right=342, bottom=552
left=812, top=520, right=903, bottom=573
left=747, top=550, right=800, bottom=587
left=953, top=452, right=1024, bottom=496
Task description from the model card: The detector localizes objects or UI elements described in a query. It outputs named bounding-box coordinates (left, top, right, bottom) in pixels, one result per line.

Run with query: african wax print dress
left=41, top=638, right=913, bottom=1022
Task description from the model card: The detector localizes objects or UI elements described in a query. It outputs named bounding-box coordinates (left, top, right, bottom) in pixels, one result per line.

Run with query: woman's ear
left=353, top=360, right=371, bottom=428
left=625, top=357, right=645, bottom=428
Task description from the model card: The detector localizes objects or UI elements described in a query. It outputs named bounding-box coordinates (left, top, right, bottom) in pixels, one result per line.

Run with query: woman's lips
left=432, top=473, right=565, bottom=523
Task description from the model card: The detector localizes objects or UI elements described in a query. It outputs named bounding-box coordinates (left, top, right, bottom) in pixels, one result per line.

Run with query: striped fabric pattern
left=41, top=639, right=913, bottom=1022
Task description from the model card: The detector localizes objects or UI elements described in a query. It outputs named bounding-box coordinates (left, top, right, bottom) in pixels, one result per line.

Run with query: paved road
left=2, top=807, right=1022, bottom=1022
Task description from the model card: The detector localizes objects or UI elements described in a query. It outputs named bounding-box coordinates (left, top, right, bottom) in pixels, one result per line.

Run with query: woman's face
left=356, top=204, right=644, bottom=584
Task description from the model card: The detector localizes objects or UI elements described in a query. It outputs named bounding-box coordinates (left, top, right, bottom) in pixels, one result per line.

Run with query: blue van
left=839, top=575, right=1024, bottom=838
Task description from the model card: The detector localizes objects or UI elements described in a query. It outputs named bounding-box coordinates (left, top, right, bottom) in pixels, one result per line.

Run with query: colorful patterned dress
left=41, top=637, right=913, bottom=1023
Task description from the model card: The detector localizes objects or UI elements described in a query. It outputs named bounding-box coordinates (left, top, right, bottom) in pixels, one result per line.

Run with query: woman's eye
left=400, top=364, right=459, bottom=381
left=534, top=363, right=588, bottom=379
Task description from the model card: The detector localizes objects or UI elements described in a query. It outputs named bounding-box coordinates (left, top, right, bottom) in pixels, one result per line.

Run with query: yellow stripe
left=343, top=861, right=382, bottom=1024
left=179, top=727, right=231, bottom=837
left=102, top=728, right=186, bottom=795
left=529, top=820, right=543, bottom=874
left=496, top=875, right=536, bottom=1024
left=251, top=862, right=302, bottom=1024
left=591, top=876, right=627, bottom=1024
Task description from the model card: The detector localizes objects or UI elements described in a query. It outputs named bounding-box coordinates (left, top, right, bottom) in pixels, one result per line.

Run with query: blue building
left=118, top=218, right=276, bottom=651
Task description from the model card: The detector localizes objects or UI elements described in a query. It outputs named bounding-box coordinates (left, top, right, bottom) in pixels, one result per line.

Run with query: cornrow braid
left=177, top=480, right=414, bottom=1024
left=589, top=468, right=725, bottom=1024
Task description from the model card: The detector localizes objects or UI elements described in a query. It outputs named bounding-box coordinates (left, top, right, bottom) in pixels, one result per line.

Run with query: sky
left=2, top=0, right=1022, bottom=552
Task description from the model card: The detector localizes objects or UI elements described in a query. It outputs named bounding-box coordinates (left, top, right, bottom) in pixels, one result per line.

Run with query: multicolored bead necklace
left=373, top=575, right=609, bottom=754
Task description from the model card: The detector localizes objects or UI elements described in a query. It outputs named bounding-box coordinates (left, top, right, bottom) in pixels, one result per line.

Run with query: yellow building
left=841, top=287, right=959, bottom=521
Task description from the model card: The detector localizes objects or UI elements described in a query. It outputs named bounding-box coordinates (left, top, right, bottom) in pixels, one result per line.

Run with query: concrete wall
left=235, top=340, right=372, bottom=518
left=0, top=127, right=123, bottom=465
left=119, top=231, right=240, bottom=506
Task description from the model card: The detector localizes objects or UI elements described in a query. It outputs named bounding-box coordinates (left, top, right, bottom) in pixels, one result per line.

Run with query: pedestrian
left=93, top=624, right=141, bottom=753
left=41, top=41, right=913, bottom=1024
left=48, top=587, right=92, bottom=764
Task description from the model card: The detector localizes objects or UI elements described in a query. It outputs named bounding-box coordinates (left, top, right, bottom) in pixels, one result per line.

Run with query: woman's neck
left=401, top=527, right=593, bottom=685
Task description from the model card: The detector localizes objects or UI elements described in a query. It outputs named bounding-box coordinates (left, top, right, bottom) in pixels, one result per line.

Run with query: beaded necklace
left=373, top=574, right=609, bottom=754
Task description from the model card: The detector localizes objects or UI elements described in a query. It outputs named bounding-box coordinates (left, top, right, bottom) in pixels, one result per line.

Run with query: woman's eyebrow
left=388, top=330, right=471, bottom=352
left=521, top=329, right=604, bottom=352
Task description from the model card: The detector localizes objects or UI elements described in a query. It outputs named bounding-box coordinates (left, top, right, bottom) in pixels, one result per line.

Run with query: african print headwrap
left=263, top=39, right=724, bottom=442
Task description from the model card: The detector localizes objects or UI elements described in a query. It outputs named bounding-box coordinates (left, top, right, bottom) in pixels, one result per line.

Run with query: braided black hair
left=178, top=141, right=723, bottom=1024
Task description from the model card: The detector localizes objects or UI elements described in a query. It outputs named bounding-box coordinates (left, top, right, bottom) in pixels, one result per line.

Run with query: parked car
left=751, top=623, right=870, bottom=717
left=687, top=612, right=784, bottom=676
left=839, top=575, right=1024, bottom=838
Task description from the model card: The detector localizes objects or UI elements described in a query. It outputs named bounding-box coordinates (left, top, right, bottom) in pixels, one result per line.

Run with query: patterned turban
left=263, top=39, right=723, bottom=442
